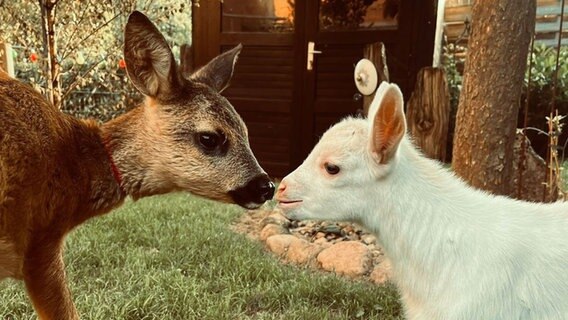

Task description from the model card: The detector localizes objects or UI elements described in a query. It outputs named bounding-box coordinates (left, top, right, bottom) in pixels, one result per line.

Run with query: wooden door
left=193, top=0, right=435, bottom=177
left=300, top=0, right=436, bottom=158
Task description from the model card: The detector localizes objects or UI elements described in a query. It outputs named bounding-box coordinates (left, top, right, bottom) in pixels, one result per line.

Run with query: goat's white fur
left=276, top=82, right=568, bottom=319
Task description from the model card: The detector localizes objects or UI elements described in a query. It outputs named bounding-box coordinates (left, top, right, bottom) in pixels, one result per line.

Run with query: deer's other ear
left=368, top=83, right=406, bottom=165
left=190, top=44, right=242, bottom=93
left=124, top=11, right=179, bottom=99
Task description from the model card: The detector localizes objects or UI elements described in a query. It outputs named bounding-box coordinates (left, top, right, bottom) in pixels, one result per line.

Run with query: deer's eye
left=324, top=162, right=340, bottom=175
left=197, top=132, right=222, bottom=151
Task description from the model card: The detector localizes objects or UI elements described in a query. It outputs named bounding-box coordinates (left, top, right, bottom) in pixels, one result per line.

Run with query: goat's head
left=119, top=11, right=274, bottom=209
left=276, top=82, right=406, bottom=221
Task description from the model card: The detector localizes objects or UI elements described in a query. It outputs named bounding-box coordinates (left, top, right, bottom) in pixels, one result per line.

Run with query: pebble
left=260, top=224, right=289, bottom=241
left=317, top=241, right=372, bottom=278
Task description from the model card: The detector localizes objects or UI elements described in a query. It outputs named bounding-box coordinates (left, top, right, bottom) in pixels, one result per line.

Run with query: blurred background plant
left=521, top=44, right=568, bottom=158
left=0, top=0, right=191, bottom=122
left=442, top=41, right=568, bottom=159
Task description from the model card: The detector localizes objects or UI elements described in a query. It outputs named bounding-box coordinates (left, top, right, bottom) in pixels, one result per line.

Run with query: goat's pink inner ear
left=371, top=86, right=405, bottom=164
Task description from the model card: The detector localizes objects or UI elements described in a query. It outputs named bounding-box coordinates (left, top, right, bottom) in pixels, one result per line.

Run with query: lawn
left=0, top=193, right=402, bottom=319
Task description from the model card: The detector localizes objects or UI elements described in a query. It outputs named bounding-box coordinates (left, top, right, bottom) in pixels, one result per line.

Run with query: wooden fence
left=444, top=0, right=568, bottom=46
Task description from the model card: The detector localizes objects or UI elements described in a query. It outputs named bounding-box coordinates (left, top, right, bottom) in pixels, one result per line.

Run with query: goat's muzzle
left=229, top=174, right=275, bottom=209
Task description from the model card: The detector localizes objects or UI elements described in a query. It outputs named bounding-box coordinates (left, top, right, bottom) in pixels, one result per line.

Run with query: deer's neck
left=100, top=106, right=177, bottom=200
left=53, top=116, right=126, bottom=228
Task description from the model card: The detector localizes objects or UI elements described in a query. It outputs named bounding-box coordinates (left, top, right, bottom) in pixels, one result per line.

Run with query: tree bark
left=451, top=0, right=536, bottom=196
left=39, top=0, right=61, bottom=108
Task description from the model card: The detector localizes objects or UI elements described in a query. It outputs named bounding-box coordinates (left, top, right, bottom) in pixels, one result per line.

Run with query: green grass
left=0, top=193, right=402, bottom=319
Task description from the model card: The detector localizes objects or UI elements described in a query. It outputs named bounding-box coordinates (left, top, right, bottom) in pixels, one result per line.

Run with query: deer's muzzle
left=229, top=174, right=275, bottom=209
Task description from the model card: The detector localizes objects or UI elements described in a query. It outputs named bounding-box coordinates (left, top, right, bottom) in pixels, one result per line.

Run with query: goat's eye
left=324, top=162, right=340, bottom=175
left=198, top=132, right=220, bottom=150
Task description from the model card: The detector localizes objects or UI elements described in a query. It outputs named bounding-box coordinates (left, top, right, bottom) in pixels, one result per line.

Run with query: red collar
left=103, top=140, right=124, bottom=192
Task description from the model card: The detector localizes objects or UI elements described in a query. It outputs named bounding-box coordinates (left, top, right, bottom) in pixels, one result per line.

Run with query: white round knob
left=354, top=58, right=378, bottom=96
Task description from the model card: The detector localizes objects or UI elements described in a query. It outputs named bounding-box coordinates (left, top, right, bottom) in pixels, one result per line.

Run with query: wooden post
left=406, top=67, right=451, bottom=161
left=363, top=42, right=389, bottom=114
left=0, top=42, right=15, bottom=77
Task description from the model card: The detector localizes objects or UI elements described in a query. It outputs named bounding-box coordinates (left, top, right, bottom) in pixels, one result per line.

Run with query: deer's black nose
left=251, top=175, right=276, bottom=202
left=229, top=174, right=275, bottom=209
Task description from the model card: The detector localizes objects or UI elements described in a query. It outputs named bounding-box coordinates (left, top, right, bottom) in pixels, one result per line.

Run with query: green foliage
left=0, top=0, right=191, bottom=122
left=0, top=194, right=402, bottom=319
left=442, top=43, right=568, bottom=107
left=525, top=43, right=568, bottom=101
left=520, top=44, right=568, bottom=157
left=441, top=43, right=464, bottom=111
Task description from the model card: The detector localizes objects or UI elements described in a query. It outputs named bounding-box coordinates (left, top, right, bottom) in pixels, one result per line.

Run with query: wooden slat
left=236, top=48, right=295, bottom=58
left=250, top=134, right=289, bottom=142
left=224, top=87, right=292, bottom=99
left=229, top=98, right=291, bottom=113
left=314, top=116, right=347, bottom=139
left=236, top=64, right=294, bottom=74
left=240, top=111, right=291, bottom=124
left=537, top=4, right=568, bottom=15
left=237, top=56, right=294, bottom=65
left=536, top=20, right=568, bottom=33
left=314, top=99, right=359, bottom=113
left=250, top=143, right=289, bottom=154
left=220, top=33, right=294, bottom=45
left=232, top=73, right=293, bottom=82
left=228, top=79, right=293, bottom=90
left=257, top=160, right=290, bottom=177
left=253, top=150, right=290, bottom=162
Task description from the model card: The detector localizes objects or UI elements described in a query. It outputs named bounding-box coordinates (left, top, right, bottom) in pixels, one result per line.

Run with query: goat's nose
left=276, top=180, right=287, bottom=195
left=248, top=174, right=275, bottom=202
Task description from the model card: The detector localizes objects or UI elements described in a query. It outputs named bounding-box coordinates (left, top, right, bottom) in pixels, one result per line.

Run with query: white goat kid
left=275, top=82, right=568, bottom=320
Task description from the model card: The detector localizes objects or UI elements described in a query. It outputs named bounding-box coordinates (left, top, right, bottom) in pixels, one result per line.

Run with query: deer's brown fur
left=0, top=11, right=274, bottom=319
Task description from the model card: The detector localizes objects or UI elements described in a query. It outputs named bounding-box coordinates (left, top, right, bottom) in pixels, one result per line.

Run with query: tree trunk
left=39, top=0, right=61, bottom=108
left=406, top=67, right=450, bottom=162
left=451, top=0, right=536, bottom=196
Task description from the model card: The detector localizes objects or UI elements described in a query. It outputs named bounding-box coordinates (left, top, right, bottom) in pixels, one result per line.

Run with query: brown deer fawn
left=0, top=11, right=274, bottom=319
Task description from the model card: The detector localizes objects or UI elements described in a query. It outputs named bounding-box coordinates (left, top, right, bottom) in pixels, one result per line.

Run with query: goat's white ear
left=368, top=83, right=406, bottom=165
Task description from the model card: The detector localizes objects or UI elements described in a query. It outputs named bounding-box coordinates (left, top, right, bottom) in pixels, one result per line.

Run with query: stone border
left=233, top=209, right=392, bottom=285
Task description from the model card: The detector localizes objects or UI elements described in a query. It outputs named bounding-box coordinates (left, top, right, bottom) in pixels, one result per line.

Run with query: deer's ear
left=368, top=83, right=406, bottom=165
left=124, top=11, right=179, bottom=99
left=190, top=44, right=242, bottom=93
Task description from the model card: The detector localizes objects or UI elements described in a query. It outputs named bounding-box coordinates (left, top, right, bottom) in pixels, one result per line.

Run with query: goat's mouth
left=276, top=198, right=303, bottom=209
